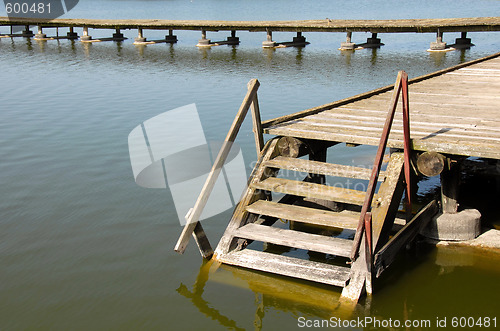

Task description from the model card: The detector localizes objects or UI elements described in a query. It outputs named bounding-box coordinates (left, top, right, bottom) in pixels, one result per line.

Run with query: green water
left=1, top=0, right=500, bottom=329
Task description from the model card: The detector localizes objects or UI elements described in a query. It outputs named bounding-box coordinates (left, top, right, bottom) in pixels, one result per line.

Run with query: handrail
left=175, top=79, right=263, bottom=258
left=351, top=71, right=412, bottom=262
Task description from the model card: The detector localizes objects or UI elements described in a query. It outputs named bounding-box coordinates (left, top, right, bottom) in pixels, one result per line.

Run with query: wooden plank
left=251, top=177, right=374, bottom=206
left=192, top=222, right=214, bottom=259
left=374, top=200, right=439, bottom=278
left=175, top=79, right=260, bottom=255
left=250, top=93, right=265, bottom=156
left=216, top=249, right=351, bottom=287
left=371, top=153, right=406, bottom=253
left=233, top=223, right=352, bottom=257
left=264, top=156, right=386, bottom=181
left=309, top=112, right=500, bottom=134
left=214, top=137, right=281, bottom=256
left=246, top=200, right=360, bottom=229
left=298, top=117, right=500, bottom=141
left=266, top=125, right=500, bottom=160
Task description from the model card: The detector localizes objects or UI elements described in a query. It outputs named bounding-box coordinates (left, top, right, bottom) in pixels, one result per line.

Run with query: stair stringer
left=341, top=152, right=405, bottom=302
left=214, top=137, right=281, bottom=257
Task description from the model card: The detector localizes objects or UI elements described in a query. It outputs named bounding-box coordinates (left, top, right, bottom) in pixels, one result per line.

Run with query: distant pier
left=1, top=16, right=499, bottom=50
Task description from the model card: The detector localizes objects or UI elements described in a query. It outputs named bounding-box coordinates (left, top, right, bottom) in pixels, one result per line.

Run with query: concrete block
left=340, top=42, right=355, bottom=50
left=422, top=209, right=481, bottom=241
left=262, top=40, right=276, bottom=48
left=66, top=32, right=78, bottom=39
left=430, top=41, right=447, bottom=50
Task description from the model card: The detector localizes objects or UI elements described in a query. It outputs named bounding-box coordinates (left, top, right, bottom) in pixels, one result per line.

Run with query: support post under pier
left=226, top=30, right=240, bottom=45
left=165, top=29, right=178, bottom=43
left=113, top=29, right=125, bottom=41
left=293, top=31, right=307, bottom=44
left=134, top=28, right=146, bottom=43
left=67, top=27, right=78, bottom=40
left=81, top=26, right=92, bottom=41
left=197, top=30, right=211, bottom=47
left=34, top=26, right=46, bottom=39
left=22, top=25, right=34, bottom=37
left=454, top=31, right=474, bottom=48
left=430, top=30, right=447, bottom=50
left=364, top=32, right=384, bottom=48
left=340, top=31, right=356, bottom=50
left=262, top=29, right=276, bottom=48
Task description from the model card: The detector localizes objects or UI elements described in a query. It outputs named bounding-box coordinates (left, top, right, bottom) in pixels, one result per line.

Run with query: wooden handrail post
left=174, top=79, right=261, bottom=257
left=351, top=71, right=405, bottom=261
left=401, top=72, right=413, bottom=221
left=250, top=91, right=264, bottom=156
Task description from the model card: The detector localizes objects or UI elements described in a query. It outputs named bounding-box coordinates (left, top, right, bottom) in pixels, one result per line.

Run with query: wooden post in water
left=81, top=26, right=92, bottom=41
left=430, top=30, right=447, bottom=50
left=364, top=32, right=383, bottom=48
left=455, top=31, right=473, bottom=48
left=22, top=25, right=34, bottom=37
left=67, top=26, right=78, bottom=40
left=340, top=31, right=355, bottom=50
left=165, top=29, right=178, bottom=43
left=34, top=26, right=46, bottom=39
left=135, top=28, right=146, bottom=43
left=441, top=158, right=460, bottom=213
left=226, top=30, right=240, bottom=45
left=113, top=28, right=125, bottom=41
left=197, top=30, right=211, bottom=47
left=262, top=29, right=276, bottom=48
left=293, top=31, right=307, bottom=45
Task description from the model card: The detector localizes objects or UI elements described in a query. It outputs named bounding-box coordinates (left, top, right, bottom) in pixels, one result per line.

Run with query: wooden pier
left=1, top=16, right=499, bottom=49
left=172, top=52, right=500, bottom=303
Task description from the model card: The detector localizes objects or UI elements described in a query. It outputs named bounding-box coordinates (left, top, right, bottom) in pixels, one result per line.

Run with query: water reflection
left=177, top=259, right=366, bottom=330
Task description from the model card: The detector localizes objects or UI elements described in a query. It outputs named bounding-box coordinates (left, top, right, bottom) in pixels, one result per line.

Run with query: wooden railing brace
left=174, top=79, right=263, bottom=258
left=351, top=71, right=412, bottom=261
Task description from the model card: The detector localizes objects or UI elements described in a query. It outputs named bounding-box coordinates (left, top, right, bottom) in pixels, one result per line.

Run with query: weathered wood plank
left=264, top=53, right=500, bottom=160
left=264, top=156, right=386, bottom=181
left=233, top=223, right=352, bottom=257
left=371, top=153, right=406, bottom=253
left=262, top=52, right=500, bottom=128
left=251, top=177, right=375, bottom=206
left=216, top=249, right=351, bottom=287
left=246, top=200, right=360, bottom=229
left=214, top=137, right=281, bottom=256
left=374, top=200, right=439, bottom=278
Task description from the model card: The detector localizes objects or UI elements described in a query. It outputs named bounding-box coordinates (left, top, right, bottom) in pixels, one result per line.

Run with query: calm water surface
left=1, top=1, right=500, bottom=330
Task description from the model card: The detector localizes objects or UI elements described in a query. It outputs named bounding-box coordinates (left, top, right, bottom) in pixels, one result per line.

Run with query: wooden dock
left=263, top=52, right=500, bottom=160
left=1, top=16, right=499, bottom=49
left=172, top=52, right=500, bottom=303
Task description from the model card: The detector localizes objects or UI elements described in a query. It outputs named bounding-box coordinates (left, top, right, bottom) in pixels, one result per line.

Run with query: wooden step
left=232, top=223, right=352, bottom=257
left=265, top=156, right=385, bottom=181
left=217, top=249, right=350, bottom=287
left=251, top=177, right=377, bottom=206
left=246, top=200, right=360, bottom=229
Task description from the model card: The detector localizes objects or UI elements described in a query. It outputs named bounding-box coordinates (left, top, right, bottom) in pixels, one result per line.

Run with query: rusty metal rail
left=351, top=71, right=412, bottom=262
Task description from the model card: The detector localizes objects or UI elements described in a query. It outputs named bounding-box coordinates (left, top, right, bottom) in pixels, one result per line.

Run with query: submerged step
left=251, top=177, right=377, bottom=206
left=265, top=156, right=385, bottom=181
left=232, top=223, right=352, bottom=257
left=216, top=249, right=350, bottom=287
left=246, top=200, right=360, bottom=229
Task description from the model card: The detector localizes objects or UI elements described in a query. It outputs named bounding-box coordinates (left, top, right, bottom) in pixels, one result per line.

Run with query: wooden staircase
left=176, top=75, right=440, bottom=302
left=213, top=136, right=406, bottom=292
